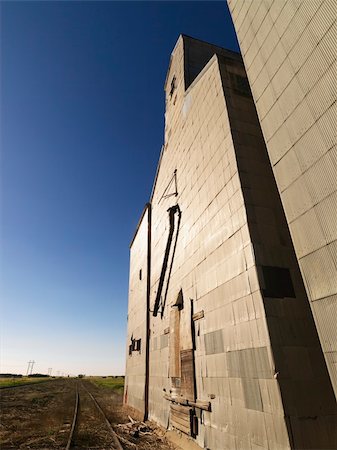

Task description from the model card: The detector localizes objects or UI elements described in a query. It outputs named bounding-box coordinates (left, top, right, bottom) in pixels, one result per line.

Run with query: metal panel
left=204, top=330, right=225, bottom=355
left=227, top=347, right=272, bottom=379
left=242, top=378, right=263, bottom=411
left=160, top=334, right=169, bottom=349
left=228, top=0, right=337, bottom=401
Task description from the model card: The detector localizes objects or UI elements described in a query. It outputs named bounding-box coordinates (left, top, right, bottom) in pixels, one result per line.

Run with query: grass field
left=89, top=376, right=124, bottom=393
left=0, top=377, right=52, bottom=388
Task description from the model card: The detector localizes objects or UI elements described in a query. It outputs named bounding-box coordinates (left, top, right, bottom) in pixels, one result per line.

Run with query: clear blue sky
left=1, top=1, right=239, bottom=376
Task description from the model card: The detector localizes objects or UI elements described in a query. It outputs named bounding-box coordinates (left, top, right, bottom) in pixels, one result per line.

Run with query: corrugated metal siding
left=228, top=0, right=337, bottom=399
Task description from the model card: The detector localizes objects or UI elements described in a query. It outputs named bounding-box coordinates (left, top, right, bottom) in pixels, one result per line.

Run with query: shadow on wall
left=153, top=204, right=182, bottom=318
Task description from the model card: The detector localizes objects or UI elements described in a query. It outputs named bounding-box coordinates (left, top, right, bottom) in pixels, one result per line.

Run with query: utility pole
left=26, top=361, right=32, bottom=376
left=30, top=360, right=35, bottom=375
left=48, top=368, right=52, bottom=376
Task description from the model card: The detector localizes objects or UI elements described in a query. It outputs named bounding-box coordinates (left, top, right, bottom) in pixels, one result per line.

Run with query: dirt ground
left=0, top=378, right=177, bottom=450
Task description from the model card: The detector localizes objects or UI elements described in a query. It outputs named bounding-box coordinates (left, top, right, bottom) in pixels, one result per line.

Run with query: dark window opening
left=261, top=266, right=295, bottom=298
left=229, top=72, right=251, bottom=97
left=134, top=339, right=141, bottom=352
left=169, top=76, right=176, bottom=98
left=129, top=337, right=142, bottom=355
left=139, top=269, right=142, bottom=280
left=173, top=289, right=184, bottom=310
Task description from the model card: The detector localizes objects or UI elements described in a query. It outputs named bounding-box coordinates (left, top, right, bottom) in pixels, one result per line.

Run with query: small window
left=261, top=266, right=295, bottom=298
left=139, top=269, right=142, bottom=280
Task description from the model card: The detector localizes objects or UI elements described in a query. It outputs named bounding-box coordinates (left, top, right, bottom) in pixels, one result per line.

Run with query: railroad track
left=65, top=381, right=123, bottom=450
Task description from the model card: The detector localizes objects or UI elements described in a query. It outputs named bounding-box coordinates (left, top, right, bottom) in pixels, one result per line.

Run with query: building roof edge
left=129, top=203, right=150, bottom=249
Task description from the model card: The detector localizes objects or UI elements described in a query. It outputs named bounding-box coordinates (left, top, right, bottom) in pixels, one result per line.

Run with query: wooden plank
left=189, top=399, right=211, bottom=411
left=169, top=307, right=180, bottom=377
left=170, top=403, right=191, bottom=414
left=171, top=421, right=190, bottom=435
left=170, top=417, right=191, bottom=435
left=192, top=310, right=204, bottom=321
left=164, top=393, right=211, bottom=411
left=180, top=349, right=195, bottom=400
left=170, top=405, right=192, bottom=421
left=171, top=409, right=191, bottom=420
left=171, top=413, right=190, bottom=428
left=170, top=402, right=191, bottom=436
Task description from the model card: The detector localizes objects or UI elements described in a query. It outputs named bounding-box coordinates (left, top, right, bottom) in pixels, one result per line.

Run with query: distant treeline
left=0, top=374, right=23, bottom=378
left=28, top=374, right=50, bottom=378
left=101, top=375, right=125, bottom=379
left=0, top=373, right=50, bottom=378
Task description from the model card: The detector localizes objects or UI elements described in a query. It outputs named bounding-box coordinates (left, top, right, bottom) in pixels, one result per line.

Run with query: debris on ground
left=115, top=418, right=177, bottom=449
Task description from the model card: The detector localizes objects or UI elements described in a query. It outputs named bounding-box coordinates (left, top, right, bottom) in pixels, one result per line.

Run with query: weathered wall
left=147, top=35, right=335, bottom=449
left=124, top=206, right=149, bottom=414
left=126, top=34, right=337, bottom=449
left=219, top=55, right=336, bottom=450
left=149, top=39, right=273, bottom=447
left=227, top=0, right=337, bottom=397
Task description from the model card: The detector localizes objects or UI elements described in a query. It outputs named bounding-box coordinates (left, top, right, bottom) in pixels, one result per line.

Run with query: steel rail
left=69, top=382, right=123, bottom=450
left=81, top=382, right=123, bottom=450
left=65, top=382, right=79, bottom=450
